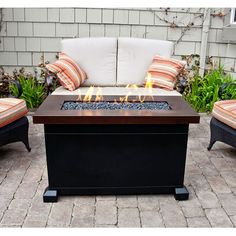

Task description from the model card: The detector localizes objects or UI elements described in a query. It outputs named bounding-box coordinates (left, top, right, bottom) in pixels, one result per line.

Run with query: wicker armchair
left=0, top=80, right=31, bottom=152
left=208, top=82, right=236, bottom=151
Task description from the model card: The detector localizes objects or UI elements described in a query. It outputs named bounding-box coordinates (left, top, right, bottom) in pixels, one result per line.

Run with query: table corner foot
left=43, top=187, right=58, bottom=203
left=174, top=186, right=189, bottom=201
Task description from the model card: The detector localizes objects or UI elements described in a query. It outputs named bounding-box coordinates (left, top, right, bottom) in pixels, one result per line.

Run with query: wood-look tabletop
left=33, top=95, right=200, bottom=124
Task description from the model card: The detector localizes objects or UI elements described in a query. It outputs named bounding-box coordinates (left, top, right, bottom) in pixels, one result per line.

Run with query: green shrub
left=10, top=74, right=46, bottom=109
left=184, top=63, right=236, bottom=113
left=220, top=82, right=236, bottom=100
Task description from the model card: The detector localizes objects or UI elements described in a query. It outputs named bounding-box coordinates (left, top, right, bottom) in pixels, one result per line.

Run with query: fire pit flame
left=145, top=73, right=153, bottom=89
left=95, top=87, right=104, bottom=102
left=76, top=73, right=155, bottom=103
left=83, top=86, right=94, bottom=102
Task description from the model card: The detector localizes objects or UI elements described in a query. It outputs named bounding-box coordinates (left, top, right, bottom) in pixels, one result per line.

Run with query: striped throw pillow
left=144, top=55, right=186, bottom=90
left=0, top=98, right=28, bottom=128
left=46, top=53, right=87, bottom=91
left=212, top=100, right=236, bottom=129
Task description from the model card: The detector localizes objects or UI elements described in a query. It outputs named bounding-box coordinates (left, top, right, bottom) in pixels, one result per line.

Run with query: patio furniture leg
left=174, top=186, right=189, bottom=201
left=15, top=116, right=31, bottom=152
left=22, top=120, right=31, bottom=152
left=43, top=187, right=58, bottom=202
left=208, top=117, right=217, bottom=151
left=23, top=139, right=31, bottom=152
left=208, top=117, right=236, bottom=151
left=207, top=139, right=216, bottom=151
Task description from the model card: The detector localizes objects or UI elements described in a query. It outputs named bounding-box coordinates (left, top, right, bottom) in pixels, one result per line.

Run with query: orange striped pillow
left=144, top=55, right=186, bottom=90
left=46, top=53, right=87, bottom=91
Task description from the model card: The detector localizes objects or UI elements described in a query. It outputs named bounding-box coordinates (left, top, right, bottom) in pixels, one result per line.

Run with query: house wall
left=0, top=8, right=236, bottom=77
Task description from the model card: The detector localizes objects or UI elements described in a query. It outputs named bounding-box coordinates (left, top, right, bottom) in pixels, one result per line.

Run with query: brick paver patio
left=0, top=115, right=236, bottom=227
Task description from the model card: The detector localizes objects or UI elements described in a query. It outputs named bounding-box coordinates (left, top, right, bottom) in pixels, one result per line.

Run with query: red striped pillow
left=46, top=53, right=87, bottom=91
left=144, top=55, right=186, bottom=90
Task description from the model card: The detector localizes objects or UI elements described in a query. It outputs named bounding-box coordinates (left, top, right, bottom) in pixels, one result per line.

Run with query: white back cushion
left=61, top=37, right=117, bottom=86
left=117, top=38, right=174, bottom=86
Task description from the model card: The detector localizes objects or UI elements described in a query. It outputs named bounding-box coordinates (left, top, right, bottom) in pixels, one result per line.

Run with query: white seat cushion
left=52, top=86, right=181, bottom=96
left=117, top=38, right=174, bottom=86
left=61, top=37, right=117, bottom=86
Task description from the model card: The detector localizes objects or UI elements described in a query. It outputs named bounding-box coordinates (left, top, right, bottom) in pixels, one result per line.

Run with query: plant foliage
left=183, top=63, right=236, bottom=112
left=0, top=53, right=60, bottom=108
left=10, top=74, right=46, bottom=109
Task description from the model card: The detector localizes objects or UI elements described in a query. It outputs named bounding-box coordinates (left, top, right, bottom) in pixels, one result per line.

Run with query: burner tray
left=62, top=101, right=171, bottom=110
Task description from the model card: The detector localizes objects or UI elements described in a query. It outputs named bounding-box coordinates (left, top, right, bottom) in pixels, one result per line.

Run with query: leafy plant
left=221, top=83, right=236, bottom=100
left=184, top=63, right=236, bottom=113
left=1, top=53, right=60, bottom=107
left=10, top=74, right=46, bottom=109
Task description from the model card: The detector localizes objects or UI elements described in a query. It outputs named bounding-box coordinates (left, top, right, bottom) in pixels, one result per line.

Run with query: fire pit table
left=33, top=95, right=199, bottom=202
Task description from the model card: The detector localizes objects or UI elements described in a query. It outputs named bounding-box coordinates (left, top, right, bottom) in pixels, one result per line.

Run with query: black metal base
left=43, top=187, right=58, bottom=202
left=43, top=185, right=189, bottom=203
left=174, top=186, right=189, bottom=201
left=0, top=116, right=31, bottom=152
left=44, top=124, right=190, bottom=202
left=208, top=117, right=236, bottom=151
